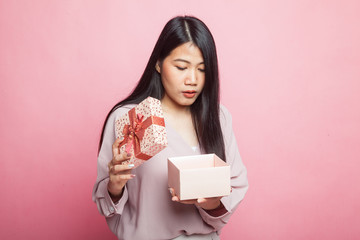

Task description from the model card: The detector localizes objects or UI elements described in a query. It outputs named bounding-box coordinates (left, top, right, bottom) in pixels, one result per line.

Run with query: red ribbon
left=119, top=108, right=165, bottom=160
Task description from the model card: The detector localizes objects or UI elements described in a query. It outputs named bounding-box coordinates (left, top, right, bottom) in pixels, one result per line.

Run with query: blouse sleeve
left=92, top=106, right=131, bottom=218
left=196, top=105, right=249, bottom=230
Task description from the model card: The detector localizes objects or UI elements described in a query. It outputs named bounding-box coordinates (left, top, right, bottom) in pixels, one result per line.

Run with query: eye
left=198, top=68, right=205, bottom=72
left=176, top=66, right=186, bottom=71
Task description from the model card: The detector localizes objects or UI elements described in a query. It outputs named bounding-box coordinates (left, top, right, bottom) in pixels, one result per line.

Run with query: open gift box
left=115, top=97, right=167, bottom=168
left=168, top=154, right=230, bottom=200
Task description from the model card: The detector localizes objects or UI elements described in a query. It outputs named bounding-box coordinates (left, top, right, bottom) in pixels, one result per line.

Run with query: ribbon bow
left=120, top=108, right=165, bottom=160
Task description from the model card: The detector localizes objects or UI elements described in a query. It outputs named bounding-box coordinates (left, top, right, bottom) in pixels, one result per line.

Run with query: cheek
left=161, top=67, right=180, bottom=86
left=160, top=72, right=171, bottom=88
left=199, top=75, right=206, bottom=90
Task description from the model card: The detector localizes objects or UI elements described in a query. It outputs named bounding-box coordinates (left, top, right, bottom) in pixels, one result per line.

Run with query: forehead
left=167, top=42, right=204, bottom=63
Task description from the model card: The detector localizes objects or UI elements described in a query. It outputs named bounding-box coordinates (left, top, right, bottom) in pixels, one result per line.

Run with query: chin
left=182, top=99, right=197, bottom=106
left=172, top=96, right=198, bottom=108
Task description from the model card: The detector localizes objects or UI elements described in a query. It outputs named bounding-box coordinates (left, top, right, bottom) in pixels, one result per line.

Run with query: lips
left=182, top=90, right=197, bottom=98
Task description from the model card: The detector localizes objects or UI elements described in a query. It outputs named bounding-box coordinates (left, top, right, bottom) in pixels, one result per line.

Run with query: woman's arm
left=92, top=107, right=134, bottom=217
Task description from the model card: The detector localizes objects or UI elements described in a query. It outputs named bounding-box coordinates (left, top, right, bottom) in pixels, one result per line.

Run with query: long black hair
left=99, top=16, right=226, bottom=161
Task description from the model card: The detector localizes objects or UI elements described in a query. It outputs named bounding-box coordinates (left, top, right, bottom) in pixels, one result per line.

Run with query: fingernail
left=128, top=164, right=135, bottom=168
left=131, top=174, right=136, bottom=178
left=169, top=188, right=173, bottom=195
left=127, top=153, right=132, bottom=157
left=119, top=136, right=124, bottom=141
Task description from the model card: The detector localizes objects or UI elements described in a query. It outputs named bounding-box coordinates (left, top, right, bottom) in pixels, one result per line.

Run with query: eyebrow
left=173, top=59, right=204, bottom=65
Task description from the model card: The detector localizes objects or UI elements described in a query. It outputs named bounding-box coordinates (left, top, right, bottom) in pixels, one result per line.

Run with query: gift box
left=168, top=154, right=230, bottom=200
left=115, top=96, right=167, bottom=168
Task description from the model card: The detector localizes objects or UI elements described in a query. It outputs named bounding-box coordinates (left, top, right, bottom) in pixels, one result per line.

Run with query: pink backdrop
left=1, top=1, right=359, bottom=239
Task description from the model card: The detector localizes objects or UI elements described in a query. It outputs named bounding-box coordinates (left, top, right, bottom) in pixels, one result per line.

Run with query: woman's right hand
left=107, top=137, right=135, bottom=202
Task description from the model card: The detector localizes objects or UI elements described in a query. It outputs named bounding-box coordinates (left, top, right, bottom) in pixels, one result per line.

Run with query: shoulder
left=219, top=104, right=233, bottom=126
left=112, top=104, right=136, bottom=118
left=106, top=104, right=137, bottom=126
left=219, top=104, right=236, bottom=141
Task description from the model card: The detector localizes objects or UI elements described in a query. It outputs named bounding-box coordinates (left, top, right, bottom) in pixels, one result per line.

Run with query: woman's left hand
left=169, top=187, right=221, bottom=210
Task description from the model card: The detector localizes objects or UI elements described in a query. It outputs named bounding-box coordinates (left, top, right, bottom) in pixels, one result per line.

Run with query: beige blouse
left=92, top=104, right=249, bottom=240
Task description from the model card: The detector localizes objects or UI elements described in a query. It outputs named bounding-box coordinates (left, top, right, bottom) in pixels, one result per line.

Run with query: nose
left=184, top=69, right=197, bottom=85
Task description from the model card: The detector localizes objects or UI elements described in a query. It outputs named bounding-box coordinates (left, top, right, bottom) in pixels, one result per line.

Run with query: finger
left=113, top=151, right=132, bottom=164
left=171, top=195, right=197, bottom=204
left=169, top=188, right=176, bottom=197
left=171, top=195, right=179, bottom=202
left=111, top=164, right=135, bottom=175
left=108, top=161, right=113, bottom=171
left=112, top=137, right=124, bottom=157
left=197, top=198, right=207, bottom=204
left=168, top=188, right=198, bottom=204
left=114, top=173, right=136, bottom=181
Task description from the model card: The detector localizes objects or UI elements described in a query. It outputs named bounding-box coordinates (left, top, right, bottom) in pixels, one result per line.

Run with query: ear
left=155, top=61, right=161, bottom=73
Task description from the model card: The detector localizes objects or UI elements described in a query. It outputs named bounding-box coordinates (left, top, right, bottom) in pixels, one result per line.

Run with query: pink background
left=1, top=0, right=359, bottom=239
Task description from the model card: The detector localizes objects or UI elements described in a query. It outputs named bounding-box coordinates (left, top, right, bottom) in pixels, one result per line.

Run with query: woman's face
left=157, top=42, right=205, bottom=110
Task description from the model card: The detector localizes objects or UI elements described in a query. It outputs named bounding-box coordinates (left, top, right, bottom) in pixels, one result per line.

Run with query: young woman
left=92, top=16, right=248, bottom=240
